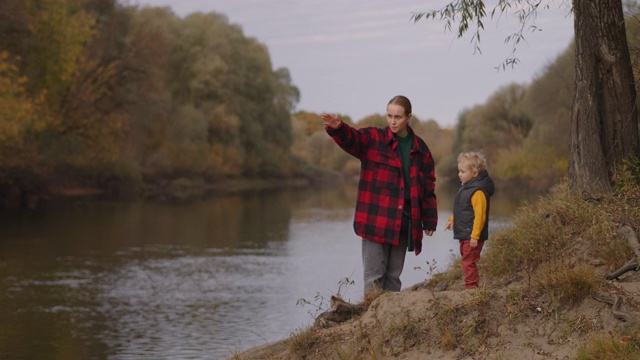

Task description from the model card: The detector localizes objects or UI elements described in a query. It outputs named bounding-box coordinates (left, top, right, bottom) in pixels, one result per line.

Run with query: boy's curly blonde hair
left=457, top=151, right=487, bottom=173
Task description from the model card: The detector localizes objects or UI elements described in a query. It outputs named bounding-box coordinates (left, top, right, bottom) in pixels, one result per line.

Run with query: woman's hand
left=424, top=230, right=434, bottom=236
left=321, top=113, right=342, bottom=129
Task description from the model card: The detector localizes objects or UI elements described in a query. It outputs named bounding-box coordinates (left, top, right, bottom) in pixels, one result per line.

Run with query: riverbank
left=3, top=173, right=344, bottom=212
left=141, top=177, right=317, bottom=202
left=229, top=182, right=640, bottom=359
left=231, top=275, right=640, bottom=359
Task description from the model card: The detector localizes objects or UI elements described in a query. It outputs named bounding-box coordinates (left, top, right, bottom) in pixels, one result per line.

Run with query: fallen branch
left=313, top=296, right=365, bottom=329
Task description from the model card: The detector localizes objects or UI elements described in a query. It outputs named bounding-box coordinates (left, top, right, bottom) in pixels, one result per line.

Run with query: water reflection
left=0, top=186, right=522, bottom=359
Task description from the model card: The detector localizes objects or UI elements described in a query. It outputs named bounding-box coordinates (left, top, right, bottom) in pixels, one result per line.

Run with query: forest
left=1, top=0, right=639, bottom=209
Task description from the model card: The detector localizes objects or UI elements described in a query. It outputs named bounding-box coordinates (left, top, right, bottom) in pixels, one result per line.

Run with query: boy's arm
left=445, top=215, right=453, bottom=230
left=470, top=190, right=487, bottom=240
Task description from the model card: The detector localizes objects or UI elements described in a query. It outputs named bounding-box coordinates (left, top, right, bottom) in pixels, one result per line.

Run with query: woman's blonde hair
left=457, top=151, right=487, bottom=173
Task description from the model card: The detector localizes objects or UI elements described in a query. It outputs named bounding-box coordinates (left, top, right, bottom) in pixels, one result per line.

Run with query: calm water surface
left=0, top=186, right=519, bottom=359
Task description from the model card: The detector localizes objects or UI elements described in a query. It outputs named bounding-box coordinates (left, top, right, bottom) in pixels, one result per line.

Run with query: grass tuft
left=363, top=287, right=385, bottom=307
left=575, top=332, right=640, bottom=360
left=432, top=287, right=492, bottom=352
left=533, top=262, right=601, bottom=306
left=288, top=326, right=318, bottom=355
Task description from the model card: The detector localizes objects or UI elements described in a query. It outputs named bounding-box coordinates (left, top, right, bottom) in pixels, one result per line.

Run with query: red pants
left=460, top=239, right=485, bottom=289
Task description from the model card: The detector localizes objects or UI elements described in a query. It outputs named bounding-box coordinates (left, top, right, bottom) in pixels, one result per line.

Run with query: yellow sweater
left=448, top=190, right=487, bottom=240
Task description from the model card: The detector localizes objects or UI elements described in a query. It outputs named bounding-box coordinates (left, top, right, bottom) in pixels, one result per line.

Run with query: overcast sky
left=131, top=0, right=574, bottom=127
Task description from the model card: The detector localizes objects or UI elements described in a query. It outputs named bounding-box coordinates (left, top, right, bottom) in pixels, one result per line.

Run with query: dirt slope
left=231, top=270, right=640, bottom=360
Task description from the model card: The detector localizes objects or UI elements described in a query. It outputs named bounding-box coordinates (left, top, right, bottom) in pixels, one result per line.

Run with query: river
left=0, top=185, right=522, bottom=359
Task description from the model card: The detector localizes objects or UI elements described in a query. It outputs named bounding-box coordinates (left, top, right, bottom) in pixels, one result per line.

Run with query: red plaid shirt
left=327, top=122, right=437, bottom=255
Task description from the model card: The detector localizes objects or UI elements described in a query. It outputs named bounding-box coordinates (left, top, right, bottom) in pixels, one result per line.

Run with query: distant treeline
left=0, top=0, right=301, bottom=207
left=2, top=0, right=640, bottom=209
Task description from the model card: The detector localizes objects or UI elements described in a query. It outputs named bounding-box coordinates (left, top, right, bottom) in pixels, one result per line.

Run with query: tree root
left=592, top=292, right=639, bottom=324
left=606, top=224, right=640, bottom=280
left=606, top=259, right=640, bottom=280
left=313, top=296, right=365, bottom=329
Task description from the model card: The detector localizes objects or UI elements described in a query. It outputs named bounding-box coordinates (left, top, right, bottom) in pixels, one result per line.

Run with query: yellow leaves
left=0, top=52, right=37, bottom=144
left=24, top=0, right=96, bottom=100
left=495, top=144, right=566, bottom=180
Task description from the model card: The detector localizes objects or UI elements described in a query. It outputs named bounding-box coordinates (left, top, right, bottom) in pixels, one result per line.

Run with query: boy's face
left=458, top=160, right=478, bottom=185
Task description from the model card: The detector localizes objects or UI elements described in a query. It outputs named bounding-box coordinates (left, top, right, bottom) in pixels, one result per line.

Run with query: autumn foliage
left=3, top=0, right=640, bottom=208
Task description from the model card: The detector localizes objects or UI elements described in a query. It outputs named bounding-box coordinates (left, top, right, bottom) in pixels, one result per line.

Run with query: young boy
left=445, top=152, right=495, bottom=289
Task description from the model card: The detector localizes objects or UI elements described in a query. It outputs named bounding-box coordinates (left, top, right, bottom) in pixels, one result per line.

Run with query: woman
left=322, top=95, right=437, bottom=295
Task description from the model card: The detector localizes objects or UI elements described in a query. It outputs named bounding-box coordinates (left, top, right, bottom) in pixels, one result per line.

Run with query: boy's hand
left=445, top=219, right=453, bottom=230
left=470, top=238, right=478, bottom=248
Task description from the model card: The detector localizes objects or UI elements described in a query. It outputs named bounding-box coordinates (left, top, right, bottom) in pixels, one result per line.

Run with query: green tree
left=18, top=0, right=95, bottom=103
left=356, top=114, right=387, bottom=128
left=120, top=8, right=300, bottom=179
left=0, top=0, right=106, bottom=203
left=521, top=44, right=574, bottom=156
left=459, top=83, right=531, bottom=158
left=411, top=117, right=454, bottom=174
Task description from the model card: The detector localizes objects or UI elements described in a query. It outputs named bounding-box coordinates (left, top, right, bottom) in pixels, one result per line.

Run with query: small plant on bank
left=419, top=252, right=463, bottom=290
left=427, top=258, right=463, bottom=288
left=296, top=276, right=355, bottom=318
left=296, top=292, right=330, bottom=318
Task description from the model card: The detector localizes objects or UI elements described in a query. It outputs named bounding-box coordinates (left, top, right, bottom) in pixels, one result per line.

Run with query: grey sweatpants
left=361, top=220, right=409, bottom=294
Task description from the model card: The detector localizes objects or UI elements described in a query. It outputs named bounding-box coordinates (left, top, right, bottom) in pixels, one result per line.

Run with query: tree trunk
left=570, top=0, right=640, bottom=193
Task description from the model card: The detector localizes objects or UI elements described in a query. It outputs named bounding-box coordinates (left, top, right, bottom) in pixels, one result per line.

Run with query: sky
left=131, top=0, right=574, bottom=127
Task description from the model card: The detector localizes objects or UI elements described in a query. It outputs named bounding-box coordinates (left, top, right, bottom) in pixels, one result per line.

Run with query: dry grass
left=384, top=314, right=423, bottom=354
left=363, top=287, right=384, bottom=307
left=288, top=326, right=318, bottom=356
left=427, top=258, right=463, bottom=289
left=533, top=262, right=602, bottom=306
left=431, top=287, right=493, bottom=353
left=482, top=180, right=622, bottom=281
left=575, top=331, right=640, bottom=360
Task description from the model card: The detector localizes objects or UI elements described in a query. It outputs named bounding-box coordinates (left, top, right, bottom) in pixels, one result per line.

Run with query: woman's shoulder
left=356, top=126, right=390, bottom=138
left=412, top=134, right=432, bottom=153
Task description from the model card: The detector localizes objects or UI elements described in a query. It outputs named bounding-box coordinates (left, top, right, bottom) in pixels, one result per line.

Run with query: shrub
left=483, top=181, right=617, bottom=280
